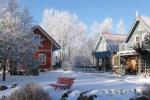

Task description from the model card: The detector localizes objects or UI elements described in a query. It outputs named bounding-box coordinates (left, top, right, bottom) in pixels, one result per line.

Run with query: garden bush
left=1, top=83, right=51, bottom=100
left=28, top=68, right=39, bottom=76
left=0, top=85, right=8, bottom=91
left=77, top=90, right=97, bottom=100
left=141, top=84, right=150, bottom=98
left=129, top=84, right=150, bottom=100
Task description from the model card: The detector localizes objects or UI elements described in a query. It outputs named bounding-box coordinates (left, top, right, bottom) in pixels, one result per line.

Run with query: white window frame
left=134, top=35, right=140, bottom=42
left=142, top=32, right=149, bottom=41
left=39, top=53, right=46, bottom=65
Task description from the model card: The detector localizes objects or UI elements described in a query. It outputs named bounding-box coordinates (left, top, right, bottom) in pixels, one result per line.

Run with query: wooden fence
left=73, top=66, right=101, bottom=73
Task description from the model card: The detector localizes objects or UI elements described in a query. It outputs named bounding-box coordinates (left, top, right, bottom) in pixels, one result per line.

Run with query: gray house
left=93, top=32, right=126, bottom=71
left=113, top=16, right=150, bottom=75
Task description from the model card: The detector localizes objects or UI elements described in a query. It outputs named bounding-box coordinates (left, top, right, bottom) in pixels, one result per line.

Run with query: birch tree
left=91, top=18, right=113, bottom=35
left=116, top=19, right=125, bottom=34
left=41, top=8, right=87, bottom=66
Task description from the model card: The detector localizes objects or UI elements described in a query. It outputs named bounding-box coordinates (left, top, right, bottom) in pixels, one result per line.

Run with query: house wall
left=96, top=35, right=108, bottom=52
left=33, top=28, right=53, bottom=70
left=128, top=23, right=148, bottom=43
left=95, top=34, right=112, bottom=70
left=118, top=20, right=150, bottom=75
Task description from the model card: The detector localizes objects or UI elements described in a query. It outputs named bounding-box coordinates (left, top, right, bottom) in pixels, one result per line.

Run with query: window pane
left=39, top=54, right=46, bottom=65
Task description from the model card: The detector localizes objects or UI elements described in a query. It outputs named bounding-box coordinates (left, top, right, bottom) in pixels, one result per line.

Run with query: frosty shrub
left=77, top=94, right=97, bottom=100
left=129, top=84, right=150, bottom=100
left=129, top=96, right=150, bottom=100
left=60, top=90, right=72, bottom=100
left=77, top=90, right=97, bottom=100
left=141, top=84, right=150, bottom=98
left=0, top=85, right=8, bottom=91
left=2, top=83, right=51, bottom=100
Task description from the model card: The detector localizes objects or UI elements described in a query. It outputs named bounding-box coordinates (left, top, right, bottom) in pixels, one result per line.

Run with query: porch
left=94, top=51, right=112, bottom=71
left=113, top=51, right=150, bottom=75
left=112, top=51, right=138, bottom=75
left=119, top=41, right=150, bottom=52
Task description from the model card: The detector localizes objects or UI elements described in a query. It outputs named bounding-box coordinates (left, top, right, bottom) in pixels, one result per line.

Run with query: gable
left=128, top=22, right=148, bottom=42
left=125, top=17, right=150, bottom=43
left=32, top=25, right=60, bottom=51
left=94, top=33, right=125, bottom=53
left=96, top=36, right=108, bottom=52
left=94, top=33, right=109, bottom=52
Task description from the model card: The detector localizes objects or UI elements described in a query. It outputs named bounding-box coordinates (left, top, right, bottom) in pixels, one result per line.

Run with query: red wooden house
left=32, top=25, right=60, bottom=70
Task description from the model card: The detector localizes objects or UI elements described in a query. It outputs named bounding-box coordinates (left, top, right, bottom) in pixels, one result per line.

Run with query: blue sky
left=20, top=0, right=150, bottom=33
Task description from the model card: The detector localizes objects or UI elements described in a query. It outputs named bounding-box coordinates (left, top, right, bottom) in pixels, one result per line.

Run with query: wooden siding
left=33, top=28, right=53, bottom=70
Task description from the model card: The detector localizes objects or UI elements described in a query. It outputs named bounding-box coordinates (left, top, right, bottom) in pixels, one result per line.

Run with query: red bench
left=49, top=77, right=75, bottom=90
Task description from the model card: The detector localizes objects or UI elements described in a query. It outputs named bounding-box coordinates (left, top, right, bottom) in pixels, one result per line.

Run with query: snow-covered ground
left=0, top=70, right=150, bottom=100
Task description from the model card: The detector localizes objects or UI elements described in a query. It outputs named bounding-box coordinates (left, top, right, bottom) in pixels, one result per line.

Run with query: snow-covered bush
left=2, top=83, right=51, bottom=100
left=129, top=96, right=149, bottom=100
left=60, top=90, right=72, bottom=100
left=141, top=84, right=150, bottom=98
left=76, top=90, right=97, bottom=100
left=130, top=85, right=150, bottom=100
left=77, top=94, right=97, bottom=100
left=27, top=67, right=39, bottom=76
left=0, top=85, right=8, bottom=91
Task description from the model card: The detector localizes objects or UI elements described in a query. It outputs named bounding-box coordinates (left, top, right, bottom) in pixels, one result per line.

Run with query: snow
left=141, top=16, right=150, bottom=26
left=0, top=70, right=150, bottom=100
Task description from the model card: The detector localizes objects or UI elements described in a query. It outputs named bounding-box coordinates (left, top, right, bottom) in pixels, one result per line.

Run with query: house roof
left=103, top=33, right=126, bottom=52
left=141, top=16, right=150, bottom=26
left=32, top=25, right=60, bottom=51
left=125, top=16, right=150, bottom=42
left=94, top=33, right=126, bottom=52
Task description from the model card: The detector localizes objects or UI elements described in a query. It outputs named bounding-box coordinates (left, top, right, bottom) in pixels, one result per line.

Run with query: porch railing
left=119, top=41, right=150, bottom=52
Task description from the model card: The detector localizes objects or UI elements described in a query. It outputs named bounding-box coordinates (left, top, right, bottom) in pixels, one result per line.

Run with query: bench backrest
left=57, top=77, right=75, bottom=87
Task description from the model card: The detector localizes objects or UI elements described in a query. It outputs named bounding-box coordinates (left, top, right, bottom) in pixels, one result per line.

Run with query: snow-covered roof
left=32, top=25, right=61, bottom=51
left=125, top=16, right=150, bottom=42
left=141, top=16, right=150, bottom=26
left=103, top=33, right=126, bottom=52
left=94, top=32, right=126, bottom=53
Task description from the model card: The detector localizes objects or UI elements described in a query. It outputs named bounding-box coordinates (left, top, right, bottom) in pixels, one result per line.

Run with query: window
left=134, top=35, right=140, bottom=42
left=39, top=53, right=46, bottom=65
left=136, top=36, right=139, bottom=41
left=142, top=32, right=149, bottom=41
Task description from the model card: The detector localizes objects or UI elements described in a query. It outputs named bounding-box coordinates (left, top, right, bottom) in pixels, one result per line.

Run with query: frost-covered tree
left=100, top=18, right=113, bottom=33
left=41, top=8, right=87, bottom=66
left=90, top=18, right=113, bottom=43
left=74, top=37, right=95, bottom=66
left=0, top=0, right=40, bottom=81
left=116, top=19, right=125, bottom=34
left=90, top=18, right=113, bottom=35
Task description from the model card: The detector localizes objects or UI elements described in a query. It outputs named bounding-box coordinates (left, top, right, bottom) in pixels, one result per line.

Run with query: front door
left=125, top=56, right=138, bottom=75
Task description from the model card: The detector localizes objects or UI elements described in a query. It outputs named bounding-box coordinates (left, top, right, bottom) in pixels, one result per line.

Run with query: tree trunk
left=9, top=59, right=13, bottom=75
left=2, top=66, right=6, bottom=81
left=138, top=56, right=142, bottom=75
left=2, top=59, right=6, bottom=81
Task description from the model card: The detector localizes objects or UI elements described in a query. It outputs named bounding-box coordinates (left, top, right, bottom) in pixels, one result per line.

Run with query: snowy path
left=0, top=70, right=150, bottom=100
